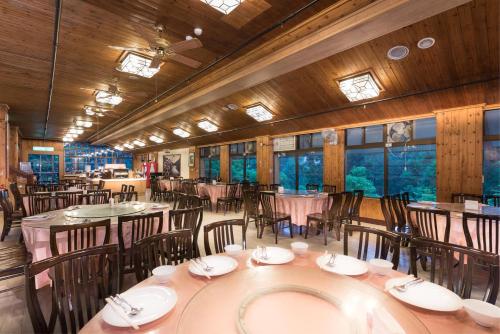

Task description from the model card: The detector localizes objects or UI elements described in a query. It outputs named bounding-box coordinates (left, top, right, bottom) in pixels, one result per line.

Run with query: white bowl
left=152, top=265, right=176, bottom=283
left=290, top=242, right=309, bottom=255
left=368, top=258, right=394, bottom=276
left=224, top=244, right=243, bottom=256
left=463, top=299, right=500, bottom=327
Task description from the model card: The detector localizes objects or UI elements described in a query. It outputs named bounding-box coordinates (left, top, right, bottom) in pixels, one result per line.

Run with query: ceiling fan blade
left=168, top=53, right=201, bottom=68
left=149, top=56, right=162, bottom=69
left=108, top=45, right=151, bottom=53
left=168, top=38, right=202, bottom=53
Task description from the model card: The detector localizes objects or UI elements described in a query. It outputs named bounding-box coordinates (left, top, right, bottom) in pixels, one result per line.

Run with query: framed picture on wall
left=163, top=154, right=181, bottom=177
left=189, top=152, right=195, bottom=167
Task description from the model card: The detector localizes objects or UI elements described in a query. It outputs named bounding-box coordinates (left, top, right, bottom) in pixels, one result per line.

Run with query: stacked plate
left=251, top=247, right=295, bottom=265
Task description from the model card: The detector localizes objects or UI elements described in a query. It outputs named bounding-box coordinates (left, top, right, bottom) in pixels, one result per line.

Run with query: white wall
left=157, top=148, right=190, bottom=178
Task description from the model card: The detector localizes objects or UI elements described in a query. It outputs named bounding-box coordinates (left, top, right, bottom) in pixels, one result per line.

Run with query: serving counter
left=88, top=178, right=147, bottom=194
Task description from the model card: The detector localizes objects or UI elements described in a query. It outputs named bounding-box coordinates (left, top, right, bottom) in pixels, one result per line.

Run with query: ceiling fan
left=108, top=23, right=203, bottom=69
left=80, top=78, right=148, bottom=103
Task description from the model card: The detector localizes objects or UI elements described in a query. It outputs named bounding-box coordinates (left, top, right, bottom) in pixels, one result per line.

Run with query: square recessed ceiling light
left=246, top=103, right=273, bottom=122
left=123, top=143, right=134, bottom=149
left=114, top=145, right=123, bottom=151
left=117, top=53, right=160, bottom=78
left=338, top=73, right=380, bottom=102
left=173, top=128, right=190, bottom=138
left=95, top=90, right=123, bottom=106
left=133, top=140, right=145, bottom=147
left=200, top=0, right=243, bottom=15
left=149, top=135, right=164, bottom=143
left=198, top=119, right=218, bottom=132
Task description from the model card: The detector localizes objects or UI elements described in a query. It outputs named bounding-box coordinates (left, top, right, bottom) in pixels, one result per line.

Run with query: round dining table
left=21, top=202, right=169, bottom=288
left=275, top=191, right=329, bottom=226
left=80, top=249, right=492, bottom=334
left=197, top=183, right=229, bottom=206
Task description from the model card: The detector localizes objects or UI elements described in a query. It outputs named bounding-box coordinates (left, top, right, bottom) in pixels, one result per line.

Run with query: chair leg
left=323, top=221, right=328, bottom=246
left=289, top=221, right=293, bottom=238
left=0, top=221, right=9, bottom=241
left=299, top=225, right=302, bottom=235
left=305, top=219, right=310, bottom=239
left=274, top=223, right=278, bottom=244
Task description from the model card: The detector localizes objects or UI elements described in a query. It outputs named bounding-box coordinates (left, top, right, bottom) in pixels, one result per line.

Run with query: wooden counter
left=88, top=178, right=147, bottom=194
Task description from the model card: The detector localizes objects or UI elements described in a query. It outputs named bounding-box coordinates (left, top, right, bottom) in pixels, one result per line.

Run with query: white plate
left=251, top=247, right=295, bottom=265
left=102, top=286, right=177, bottom=327
left=188, top=255, right=238, bottom=277
left=316, top=254, right=368, bottom=276
left=23, top=214, right=54, bottom=221
left=151, top=204, right=169, bottom=210
left=385, top=277, right=463, bottom=312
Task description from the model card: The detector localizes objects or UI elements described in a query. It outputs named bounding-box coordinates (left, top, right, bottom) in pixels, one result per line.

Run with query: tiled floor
left=0, top=197, right=495, bottom=333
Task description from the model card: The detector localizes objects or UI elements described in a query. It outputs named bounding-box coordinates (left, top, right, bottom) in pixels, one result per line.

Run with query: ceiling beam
left=92, top=0, right=471, bottom=145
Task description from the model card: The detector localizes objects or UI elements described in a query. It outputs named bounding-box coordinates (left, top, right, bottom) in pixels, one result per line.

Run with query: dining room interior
left=0, top=0, right=499, bottom=333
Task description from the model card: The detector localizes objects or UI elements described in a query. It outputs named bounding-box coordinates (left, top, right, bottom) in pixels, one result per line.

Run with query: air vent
left=417, top=37, right=435, bottom=49
left=387, top=45, right=409, bottom=60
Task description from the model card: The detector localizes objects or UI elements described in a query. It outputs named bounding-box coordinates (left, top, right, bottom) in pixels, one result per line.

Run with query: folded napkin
left=371, top=307, right=406, bottom=334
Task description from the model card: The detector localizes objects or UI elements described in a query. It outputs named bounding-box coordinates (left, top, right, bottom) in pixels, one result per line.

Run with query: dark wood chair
left=483, top=195, right=500, bottom=207
left=22, top=193, right=51, bottom=216
left=112, top=191, right=138, bottom=202
left=380, top=195, right=412, bottom=241
left=55, top=190, right=83, bottom=208
left=9, top=183, right=23, bottom=211
left=25, top=184, right=46, bottom=194
left=169, top=207, right=203, bottom=257
left=407, top=206, right=451, bottom=242
left=120, top=184, right=128, bottom=193
left=195, top=184, right=212, bottom=211
left=118, top=212, right=164, bottom=289
left=173, top=193, right=202, bottom=210
left=0, top=196, right=23, bottom=241
left=322, top=184, right=336, bottom=193
left=82, top=190, right=111, bottom=205
left=305, top=192, right=343, bottom=245
left=49, top=219, right=111, bottom=255
left=462, top=212, right=499, bottom=254
left=34, top=196, right=53, bottom=215
left=306, top=184, right=320, bottom=191
left=134, top=229, right=193, bottom=282
left=348, top=189, right=364, bottom=227
left=0, top=243, right=30, bottom=293
left=98, top=180, right=106, bottom=190
left=243, top=189, right=261, bottom=229
left=216, top=183, right=239, bottom=214
left=25, top=245, right=119, bottom=333
left=344, top=224, right=401, bottom=269
left=269, top=184, right=280, bottom=191
left=203, top=219, right=246, bottom=256
left=410, top=237, right=499, bottom=304
left=451, top=193, right=483, bottom=203
left=259, top=191, right=293, bottom=244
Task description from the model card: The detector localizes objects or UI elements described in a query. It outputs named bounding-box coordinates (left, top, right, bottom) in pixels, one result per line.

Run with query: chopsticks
left=105, top=297, right=139, bottom=330
left=190, top=260, right=211, bottom=280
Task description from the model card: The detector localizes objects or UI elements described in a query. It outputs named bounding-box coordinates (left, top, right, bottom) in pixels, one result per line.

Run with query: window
left=64, top=142, right=133, bottom=173
left=484, top=109, right=500, bottom=196
left=28, top=154, right=59, bottom=183
left=230, top=142, right=257, bottom=182
left=274, top=133, right=323, bottom=190
left=199, top=146, right=220, bottom=180
left=345, top=118, right=436, bottom=200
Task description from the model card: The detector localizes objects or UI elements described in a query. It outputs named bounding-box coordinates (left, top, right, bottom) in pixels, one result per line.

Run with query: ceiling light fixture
left=194, top=27, right=203, bottom=36
left=63, top=136, right=74, bottom=142
left=84, top=106, right=95, bottom=116
left=417, top=37, right=435, bottom=49
left=198, top=119, right=218, bottom=132
left=200, top=0, right=243, bottom=15
left=173, top=128, right=190, bottom=138
left=123, top=143, right=134, bottom=149
left=133, top=140, right=145, bottom=147
left=95, top=90, right=123, bottom=106
left=338, top=72, right=380, bottom=102
left=117, top=53, right=160, bottom=78
left=149, top=135, right=164, bottom=143
left=387, top=45, right=409, bottom=60
left=114, top=145, right=123, bottom=151
left=245, top=103, right=273, bottom=122
left=75, top=120, right=93, bottom=128
left=185, top=35, right=193, bottom=41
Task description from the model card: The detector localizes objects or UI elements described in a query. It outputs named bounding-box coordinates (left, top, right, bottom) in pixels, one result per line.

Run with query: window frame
left=482, top=108, right=500, bottom=196
left=229, top=141, right=257, bottom=182
left=199, top=146, right=221, bottom=180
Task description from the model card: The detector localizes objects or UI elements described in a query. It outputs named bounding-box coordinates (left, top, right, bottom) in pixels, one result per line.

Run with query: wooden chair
left=98, top=180, right=106, bottom=190
left=9, top=183, right=23, bottom=211
left=0, top=196, right=23, bottom=241
left=0, top=243, right=30, bottom=293
left=55, top=190, right=83, bottom=208
left=22, top=193, right=50, bottom=216
left=410, top=237, right=499, bottom=304
left=25, top=245, right=119, bottom=333
left=269, top=184, right=280, bottom=191
left=203, top=219, right=246, bottom=255
left=348, top=189, right=364, bottom=227
left=259, top=191, right=293, bottom=244
left=407, top=206, right=451, bottom=242
left=344, top=224, right=401, bottom=269
left=120, top=184, right=128, bottom=193
left=216, top=183, right=239, bottom=214
left=306, top=184, right=320, bottom=191
left=82, top=190, right=111, bottom=205
left=322, top=184, right=336, bottom=193
left=25, top=184, right=46, bottom=194
left=34, top=196, right=53, bottom=215
left=112, top=191, right=138, bottom=202
left=380, top=195, right=412, bottom=241
left=462, top=212, right=499, bottom=254
left=169, top=207, right=203, bottom=257
left=49, top=219, right=111, bottom=255
left=451, top=193, right=483, bottom=203
left=134, top=230, right=193, bottom=282
left=118, top=212, right=163, bottom=288
left=483, top=195, right=500, bottom=207
left=195, top=184, right=212, bottom=211
left=243, top=190, right=261, bottom=229
left=305, top=193, right=343, bottom=245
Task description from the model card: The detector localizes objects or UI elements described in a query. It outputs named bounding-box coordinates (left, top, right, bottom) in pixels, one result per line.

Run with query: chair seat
left=0, top=244, right=29, bottom=277
left=217, top=197, right=235, bottom=202
left=263, top=212, right=291, bottom=223
left=307, top=212, right=327, bottom=221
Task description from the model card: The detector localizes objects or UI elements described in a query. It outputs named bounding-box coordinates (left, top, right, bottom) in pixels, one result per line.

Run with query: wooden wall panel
left=256, top=136, right=273, bottom=184
left=20, top=138, right=65, bottom=179
left=0, top=105, right=8, bottom=187
left=435, top=104, right=484, bottom=201
left=189, top=146, right=198, bottom=179
left=8, top=125, right=19, bottom=174
left=219, top=145, right=230, bottom=182
left=323, top=129, right=345, bottom=191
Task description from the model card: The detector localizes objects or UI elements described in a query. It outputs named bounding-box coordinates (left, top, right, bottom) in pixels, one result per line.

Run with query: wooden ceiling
left=0, top=0, right=334, bottom=138
left=111, top=0, right=500, bottom=150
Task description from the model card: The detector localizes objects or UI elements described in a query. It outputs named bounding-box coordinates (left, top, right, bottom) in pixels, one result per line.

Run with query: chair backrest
left=325, top=192, right=344, bottom=222
left=260, top=191, right=277, bottom=221
left=389, top=194, right=407, bottom=228
left=55, top=191, right=83, bottom=208
left=339, top=191, right=354, bottom=219
left=120, top=184, right=128, bottom=192
left=168, top=207, right=203, bottom=256
left=225, top=183, right=239, bottom=198
left=25, top=245, right=119, bottom=333
left=134, top=230, right=193, bottom=282
left=243, top=190, right=259, bottom=218
left=407, top=206, right=450, bottom=242
left=0, top=196, right=14, bottom=220
left=400, top=192, right=410, bottom=206
left=112, top=191, right=138, bottom=202
left=34, top=196, right=53, bottom=215
left=350, top=190, right=364, bottom=217
left=98, top=180, right=106, bottom=190
left=22, top=193, right=51, bottom=216
left=173, top=193, right=201, bottom=210
left=83, top=190, right=111, bottom=204
left=306, top=184, right=319, bottom=191
left=9, top=183, right=23, bottom=211
left=451, top=193, right=483, bottom=203
left=323, top=184, right=336, bottom=193
left=344, top=224, right=401, bottom=269
left=25, top=184, right=46, bottom=194
left=127, top=185, right=135, bottom=193
left=410, top=237, right=499, bottom=304
left=203, top=219, right=246, bottom=256
left=380, top=196, right=397, bottom=231
left=484, top=195, right=500, bottom=207
left=269, top=184, right=280, bottom=191
left=462, top=212, right=499, bottom=254
left=49, top=219, right=111, bottom=256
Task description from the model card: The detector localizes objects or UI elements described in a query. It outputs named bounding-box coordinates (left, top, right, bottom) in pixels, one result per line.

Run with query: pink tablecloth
left=197, top=183, right=228, bottom=206
left=81, top=250, right=494, bottom=334
left=22, top=204, right=169, bottom=288
left=160, top=179, right=181, bottom=191
left=275, top=194, right=328, bottom=226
